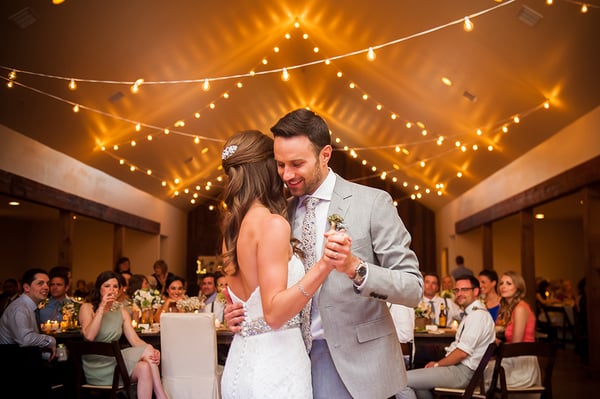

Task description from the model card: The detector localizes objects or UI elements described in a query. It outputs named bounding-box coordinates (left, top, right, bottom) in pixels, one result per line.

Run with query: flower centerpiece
left=414, top=300, right=433, bottom=330
left=132, top=288, right=162, bottom=325
left=176, top=296, right=205, bottom=313
left=61, top=297, right=83, bottom=329
left=440, top=289, right=454, bottom=299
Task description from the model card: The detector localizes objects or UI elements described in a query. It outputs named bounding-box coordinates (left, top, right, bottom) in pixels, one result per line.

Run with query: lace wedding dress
left=221, top=255, right=312, bottom=399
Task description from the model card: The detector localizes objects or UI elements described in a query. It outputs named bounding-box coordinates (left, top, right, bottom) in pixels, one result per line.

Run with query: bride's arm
left=259, top=214, right=334, bottom=329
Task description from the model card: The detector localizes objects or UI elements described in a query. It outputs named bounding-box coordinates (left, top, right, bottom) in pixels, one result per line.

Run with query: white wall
left=436, top=106, right=600, bottom=280
left=0, top=125, right=188, bottom=280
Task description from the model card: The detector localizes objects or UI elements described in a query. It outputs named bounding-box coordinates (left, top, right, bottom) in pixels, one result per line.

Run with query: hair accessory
left=222, top=145, right=238, bottom=160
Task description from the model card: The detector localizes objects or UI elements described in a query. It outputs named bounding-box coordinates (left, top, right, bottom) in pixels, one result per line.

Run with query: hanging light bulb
left=72, top=104, right=80, bottom=113
left=463, top=16, right=474, bottom=32
left=367, top=47, right=376, bottom=61
left=202, top=79, right=210, bottom=91
left=8, top=70, right=16, bottom=80
left=68, top=79, right=77, bottom=90
left=544, top=100, right=550, bottom=109
left=513, top=115, right=520, bottom=123
left=581, top=4, right=588, bottom=13
left=281, top=68, right=290, bottom=81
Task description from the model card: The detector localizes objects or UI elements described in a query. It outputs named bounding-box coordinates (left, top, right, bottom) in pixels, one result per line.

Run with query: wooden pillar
left=520, top=209, right=536, bottom=308
left=114, top=225, right=125, bottom=266
left=582, top=184, right=600, bottom=378
left=58, top=210, right=74, bottom=269
left=482, top=222, right=493, bottom=269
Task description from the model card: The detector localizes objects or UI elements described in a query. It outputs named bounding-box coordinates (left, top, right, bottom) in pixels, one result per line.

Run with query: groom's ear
left=320, top=145, right=332, bottom=165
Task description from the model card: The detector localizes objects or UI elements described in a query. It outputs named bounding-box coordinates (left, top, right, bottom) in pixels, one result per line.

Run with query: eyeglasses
left=452, top=287, right=474, bottom=294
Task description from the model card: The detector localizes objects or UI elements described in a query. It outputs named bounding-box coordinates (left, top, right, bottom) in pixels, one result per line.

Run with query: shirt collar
left=298, top=168, right=336, bottom=207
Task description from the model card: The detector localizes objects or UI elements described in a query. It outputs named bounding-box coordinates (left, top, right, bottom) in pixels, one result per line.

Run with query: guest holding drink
left=79, top=271, right=168, bottom=399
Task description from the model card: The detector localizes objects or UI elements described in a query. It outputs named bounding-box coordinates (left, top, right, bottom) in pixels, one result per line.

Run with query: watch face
left=357, top=264, right=367, bottom=277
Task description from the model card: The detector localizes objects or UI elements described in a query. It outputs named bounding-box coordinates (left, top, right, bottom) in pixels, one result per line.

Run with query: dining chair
left=487, top=341, right=556, bottom=399
left=160, top=312, right=223, bottom=399
left=536, top=302, right=575, bottom=347
left=433, top=342, right=497, bottom=399
left=66, top=339, right=135, bottom=399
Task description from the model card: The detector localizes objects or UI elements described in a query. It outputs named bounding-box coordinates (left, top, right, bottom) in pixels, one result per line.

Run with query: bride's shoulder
left=259, top=213, right=289, bottom=232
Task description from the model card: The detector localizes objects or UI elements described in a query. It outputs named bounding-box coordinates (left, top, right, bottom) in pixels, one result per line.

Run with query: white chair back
left=160, top=312, right=222, bottom=399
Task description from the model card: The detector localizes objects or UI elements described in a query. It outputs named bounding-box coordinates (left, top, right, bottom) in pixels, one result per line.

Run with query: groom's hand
left=224, top=302, right=245, bottom=333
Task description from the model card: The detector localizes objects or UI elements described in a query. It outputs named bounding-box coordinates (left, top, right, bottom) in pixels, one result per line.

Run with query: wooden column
left=583, top=184, right=600, bottom=378
left=482, top=222, right=493, bottom=269
left=520, top=209, right=536, bottom=308
left=114, top=225, right=125, bottom=266
left=58, top=210, right=74, bottom=268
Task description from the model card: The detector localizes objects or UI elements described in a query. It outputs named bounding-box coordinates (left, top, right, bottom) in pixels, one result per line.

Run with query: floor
left=553, top=344, right=599, bottom=397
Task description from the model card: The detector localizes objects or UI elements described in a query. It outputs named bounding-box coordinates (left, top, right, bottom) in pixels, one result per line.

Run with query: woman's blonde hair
left=497, top=270, right=527, bottom=326
left=219, top=130, right=287, bottom=275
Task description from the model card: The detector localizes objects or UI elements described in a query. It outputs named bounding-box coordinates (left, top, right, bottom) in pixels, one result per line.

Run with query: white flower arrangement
left=415, top=300, right=433, bottom=319
left=132, top=288, right=163, bottom=310
left=176, top=296, right=205, bottom=313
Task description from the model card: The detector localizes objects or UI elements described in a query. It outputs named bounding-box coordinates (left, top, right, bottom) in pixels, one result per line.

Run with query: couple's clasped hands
left=224, top=229, right=356, bottom=333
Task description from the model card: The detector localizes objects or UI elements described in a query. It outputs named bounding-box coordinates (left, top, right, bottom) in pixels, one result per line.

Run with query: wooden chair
left=433, top=342, right=497, bottom=399
left=487, top=341, right=556, bottom=399
left=66, top=340, right=135, bottom=399
left=536, top=302, right=575, bottom=347
left=400, top=341, right=414, bottom=370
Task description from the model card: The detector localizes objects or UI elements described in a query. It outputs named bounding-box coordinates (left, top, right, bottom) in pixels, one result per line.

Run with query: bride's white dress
left=221, top=255, right=312, bottom=399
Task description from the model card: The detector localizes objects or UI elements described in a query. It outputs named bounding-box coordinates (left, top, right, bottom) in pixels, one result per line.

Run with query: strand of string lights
left=2, top=0, right=560, bottom=205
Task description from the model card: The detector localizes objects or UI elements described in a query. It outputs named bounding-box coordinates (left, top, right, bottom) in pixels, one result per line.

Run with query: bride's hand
left=224, top=302, right=245, bottom=333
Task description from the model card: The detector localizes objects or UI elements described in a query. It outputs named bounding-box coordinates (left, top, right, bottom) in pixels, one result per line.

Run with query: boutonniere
left=327, top=214, right=347, bottom=231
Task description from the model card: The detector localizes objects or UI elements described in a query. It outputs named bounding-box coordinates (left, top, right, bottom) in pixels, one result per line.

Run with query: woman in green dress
left=79, top=271, right=168, bottom=399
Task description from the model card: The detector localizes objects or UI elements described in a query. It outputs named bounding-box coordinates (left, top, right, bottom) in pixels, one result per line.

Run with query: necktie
left=429, top=300, right=435, bottom=322
left=299, top=196, right=319, bottom=353
left=300, top=197, right=319, bottom=271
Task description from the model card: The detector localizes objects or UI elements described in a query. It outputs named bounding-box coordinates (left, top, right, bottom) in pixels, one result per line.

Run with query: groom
left=226, top=108, right=423, bottom=398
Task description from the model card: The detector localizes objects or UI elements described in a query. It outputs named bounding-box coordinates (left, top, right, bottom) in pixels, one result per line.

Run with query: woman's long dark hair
left=219, top=130, right=287, bottom=275
left=89, top=271, right=122, bottom=312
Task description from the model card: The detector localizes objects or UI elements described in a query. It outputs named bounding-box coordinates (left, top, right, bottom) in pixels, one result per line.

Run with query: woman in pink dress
left=492, top=271, right=540, bottom=392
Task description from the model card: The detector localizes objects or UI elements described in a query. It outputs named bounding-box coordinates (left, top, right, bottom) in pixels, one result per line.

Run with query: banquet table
left=412, top=328, right=456, bottom=368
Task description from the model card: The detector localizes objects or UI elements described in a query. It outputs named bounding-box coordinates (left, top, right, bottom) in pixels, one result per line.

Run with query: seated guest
left=397, top=275, right=496, bottom=399
left=417, top=273, right=461, bottom=327
left=488, top=271, right=540, bottom=389
left=152, top=259, right=173, bottom=295
left=389, top=303, right=415, bottom=369
left=114, top=256, right=131, bottom=274
left=0, top=268, right=56, bottom=358
left=439, top=275, right=455, bottom=300
left=79, top=271, right=168, bottom=399
left=39, top=269, right=70, bottom=323
left=72, top=279, right=89, bottom=299
left=155, top=275, right=186, bottom=321
left=478, top=269, right=501, bottom=322
left=202, top=273, right=225, bottom=323
left=0, top=278, right=19, bottom=318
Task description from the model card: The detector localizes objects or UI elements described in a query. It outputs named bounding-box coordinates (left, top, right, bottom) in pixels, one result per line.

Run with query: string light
left=367, top=47, right=376, bottom=61
left=202, top=79, right=210, bottom=91
left=281, top=68, right=290, bottom=81
left=463, top=17, right=474, bottom=32
left=68, top=79, right=77, bottom=90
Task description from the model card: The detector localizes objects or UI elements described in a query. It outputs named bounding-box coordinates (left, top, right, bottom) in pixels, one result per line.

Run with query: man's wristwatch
left=352, top=259, right=368, bottom=285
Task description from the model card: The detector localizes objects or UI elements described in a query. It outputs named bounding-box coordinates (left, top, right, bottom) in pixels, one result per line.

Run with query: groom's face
left=274, top=135, right=331, bottom=197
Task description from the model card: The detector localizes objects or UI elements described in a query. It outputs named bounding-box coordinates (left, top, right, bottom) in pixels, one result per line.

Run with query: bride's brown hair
left=219, top=130, right=287, bottom=275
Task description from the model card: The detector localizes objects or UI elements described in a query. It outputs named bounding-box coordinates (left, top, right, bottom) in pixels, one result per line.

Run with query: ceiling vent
left=9, top=7, right=37, bottom=29
left=463, top=90, right=477, bottom=102
left=517, top=5, right=543, bottom=27
left=108, top=91, right=125, bottom=103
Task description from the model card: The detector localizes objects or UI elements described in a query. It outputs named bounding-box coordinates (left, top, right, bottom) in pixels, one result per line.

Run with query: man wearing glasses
left=397, top=275, right=496, bottom=399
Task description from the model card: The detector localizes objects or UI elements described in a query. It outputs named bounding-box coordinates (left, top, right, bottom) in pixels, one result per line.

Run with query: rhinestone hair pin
left=222, top=145, right=238, bottom=160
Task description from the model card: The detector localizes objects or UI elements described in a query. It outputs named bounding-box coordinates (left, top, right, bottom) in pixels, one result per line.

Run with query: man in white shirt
left=418, top=273, right=461, bottom=326
left=397, top=275, right=496, bottom=399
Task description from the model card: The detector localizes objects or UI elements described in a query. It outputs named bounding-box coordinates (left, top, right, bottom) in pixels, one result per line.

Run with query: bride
left=219, top=130, right=337, bottom=399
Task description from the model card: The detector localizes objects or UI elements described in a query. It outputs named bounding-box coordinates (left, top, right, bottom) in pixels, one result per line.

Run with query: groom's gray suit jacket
left=288, top=174, right=423, bottom=399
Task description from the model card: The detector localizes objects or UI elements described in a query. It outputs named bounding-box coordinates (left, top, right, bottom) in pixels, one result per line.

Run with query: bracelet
left=433, top=362, right=439, bottom=367
left=296, top=283, right=310, bottom=298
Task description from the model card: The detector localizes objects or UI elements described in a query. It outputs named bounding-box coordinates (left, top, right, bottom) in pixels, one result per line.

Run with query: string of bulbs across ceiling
left=2, top=0, right=593, bottom=206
